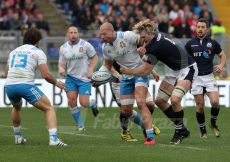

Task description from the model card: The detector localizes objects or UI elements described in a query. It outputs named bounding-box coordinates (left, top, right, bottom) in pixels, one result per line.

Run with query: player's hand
left=137, top=47, right=146, bottom=55
left=120, top=65, right=132, bottom=75
left=214, top=65, right=223, bottom=73
left=87, top=68, right=94, bottom=78
left=56, top=80, right=66, bottom=89
left=91, top=81, right=102, bottom=88
left=151, top=72, right=160, bottom=82
left=59, top=69, right=66, bottom=77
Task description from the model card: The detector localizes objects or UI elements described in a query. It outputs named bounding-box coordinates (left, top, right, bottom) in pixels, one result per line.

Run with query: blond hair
left=132, top=19, right=157, bottom=34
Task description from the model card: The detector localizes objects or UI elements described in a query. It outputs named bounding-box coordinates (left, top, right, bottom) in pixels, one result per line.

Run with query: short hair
left=132, top=19, right=157, bottom=34
left=197, top=18, right=209, bottom=28
left=23, top=28, right=42, bottom=45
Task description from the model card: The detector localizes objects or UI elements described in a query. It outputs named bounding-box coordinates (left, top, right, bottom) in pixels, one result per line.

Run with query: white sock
left=13, top=126, right=21, bottom=137
left=48, top=128, right=58, bottom=141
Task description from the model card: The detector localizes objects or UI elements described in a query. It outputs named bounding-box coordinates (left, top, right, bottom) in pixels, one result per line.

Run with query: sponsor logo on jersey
left=207, top=42, right=212, bottom=48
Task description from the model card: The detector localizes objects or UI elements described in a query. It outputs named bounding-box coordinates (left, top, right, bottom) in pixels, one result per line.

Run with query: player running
left=59, top=26, right=99, bottom=131
left=4, top=29, right=67, bottom=146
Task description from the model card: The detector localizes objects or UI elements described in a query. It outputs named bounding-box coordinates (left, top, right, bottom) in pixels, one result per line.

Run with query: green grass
left=0, top=107, right=230, bottom=162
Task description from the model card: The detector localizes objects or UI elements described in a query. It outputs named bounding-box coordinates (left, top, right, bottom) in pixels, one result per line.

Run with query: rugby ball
left=91, top=71, right=112, bottom=84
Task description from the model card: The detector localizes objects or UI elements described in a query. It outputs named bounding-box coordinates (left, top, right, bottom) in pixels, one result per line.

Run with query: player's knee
left=136, top=98, right=146, bottom=109
left=155, top=98, right=167, bottom=108
left=211, top=101, right=219, bottom=108
left=79, top=100, right=89, bottom=107
left=196, top=101, right=204, bottom=110
left=68, top=97, right=77, bottom=107
left=170, top=96, right=181, bottom=108
left=121, top=108, right=133, bottom=117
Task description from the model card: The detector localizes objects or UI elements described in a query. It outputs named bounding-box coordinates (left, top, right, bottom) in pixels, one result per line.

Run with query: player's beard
left=197, top=32, right=207, bottom=39
left=70, top=37, right=77, bottom=44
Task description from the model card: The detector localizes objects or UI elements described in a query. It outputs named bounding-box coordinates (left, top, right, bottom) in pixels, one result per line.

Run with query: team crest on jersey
left=207, top=43, right=212, bottom=48
left=79, top=47, right=84, bottom=52
left=120, top=41, right=126, bottom=48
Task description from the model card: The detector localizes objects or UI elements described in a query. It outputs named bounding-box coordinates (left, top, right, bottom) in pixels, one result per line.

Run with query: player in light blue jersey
left=4, top=29, right=67, bottom=146
left=98, top=22, right=155, bottom=145
left=59, top=26, right=99, bottom=131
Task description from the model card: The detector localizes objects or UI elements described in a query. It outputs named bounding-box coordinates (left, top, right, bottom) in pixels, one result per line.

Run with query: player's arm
left=151, top=70, right=160, bottom=82
left=87, top=54, right=98, bottom=78
left=111, top=67, right=122, bottom=81
left=99, top=59, right=113, bottom=73
left=58, top=47, right=67, bottom=77
left=215, top=50, right=226, bottom=73
left=39, top=63, right=66, bottom=89
left=120, top=62, right=154, bottom=76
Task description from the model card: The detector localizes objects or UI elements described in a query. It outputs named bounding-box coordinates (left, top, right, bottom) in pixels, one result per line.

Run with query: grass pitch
left=0, top=107, right=229, bottom=162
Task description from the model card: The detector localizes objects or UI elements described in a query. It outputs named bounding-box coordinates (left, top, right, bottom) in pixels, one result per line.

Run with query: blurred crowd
left=55, top=0, right=218, bottom=38
left=0, top=0, right=49, bottom=35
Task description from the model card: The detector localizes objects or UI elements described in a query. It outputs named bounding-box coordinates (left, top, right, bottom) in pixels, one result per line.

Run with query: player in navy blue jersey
left=185, top=18, right=226, bottom=138
left=121, top=19, right=198, bottom=144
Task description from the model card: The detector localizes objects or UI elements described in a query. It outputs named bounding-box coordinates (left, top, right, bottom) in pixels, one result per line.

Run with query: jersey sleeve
left=58, top=46, right=67, bottom=65
left=85, top=42, right=97, bottom=58
left=124, top=31, right=139, bottom=45
left=212, top=40, right=222, bottom=55
left=144, top=53, right=158, bottom=65
left=37, top=50, right=47, bottom=65
left=184, top=41, right=192, bottom=55
left=102, top=44, right=113, bottom=61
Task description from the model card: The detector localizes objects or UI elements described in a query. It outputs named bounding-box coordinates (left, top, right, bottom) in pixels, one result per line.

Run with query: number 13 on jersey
left=11, top=54, right=28, bottom=68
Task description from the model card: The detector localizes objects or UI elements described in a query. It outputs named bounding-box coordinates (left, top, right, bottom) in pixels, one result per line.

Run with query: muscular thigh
left=156, top=80, right=175, bottom=101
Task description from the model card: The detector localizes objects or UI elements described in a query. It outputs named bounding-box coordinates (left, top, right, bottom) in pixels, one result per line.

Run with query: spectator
left=0, top=15, right=10, bottom=30
left=35, top=13, right=50, bottom=35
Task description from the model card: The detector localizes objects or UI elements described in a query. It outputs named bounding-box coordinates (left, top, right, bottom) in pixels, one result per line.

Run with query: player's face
left=99, top=29, right=114, bottom=43
left=139, top=31, right=152, bottom=44
left=196, top=22, right=209, bottom=39
left=68, top=27, right=78, bottom=43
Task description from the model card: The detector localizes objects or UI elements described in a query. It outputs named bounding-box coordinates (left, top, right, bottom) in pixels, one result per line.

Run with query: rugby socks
left=89, top=99, right=97, bottom=109
left=120, top=112, right=129, bottom=132
left=196, top=112, right=206, bottom=134
left=70, top=106, right=84, bottom=128
left=174, top=110, right=184, bottom=131
left=13, top=126, right=22, bottom=138
left=211, top=107, right=220, bottom=126
left=163, top=105, right=175, bottom=122
left=48, top=128, right=58, bottom=142
left=146, top=128, right=154, bottom=139
left=130, top=110, right=145, bottom=129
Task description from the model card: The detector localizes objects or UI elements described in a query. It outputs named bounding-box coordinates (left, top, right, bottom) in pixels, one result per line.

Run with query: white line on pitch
left=0, top=124, right=28, bottom=130
left=59, top=131, right=106, bottom=139
left=158, top=143, right=208, bottom=151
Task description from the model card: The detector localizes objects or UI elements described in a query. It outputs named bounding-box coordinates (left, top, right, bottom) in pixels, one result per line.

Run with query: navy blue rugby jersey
left=145, top=33, right=194, bottom=71
left=185, top=36, right=222, bottom=76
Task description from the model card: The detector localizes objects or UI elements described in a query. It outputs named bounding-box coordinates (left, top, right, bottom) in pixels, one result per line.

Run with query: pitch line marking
left=159, top=143, right=208, bottom=151
left=0, top=124, right=28, bottom=130
left=59, top=131, right=106, bottom=139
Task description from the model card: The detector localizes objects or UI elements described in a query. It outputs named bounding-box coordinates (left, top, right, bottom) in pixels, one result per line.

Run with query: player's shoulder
left=123, top=31, right=137, bottom=38
left=60, top=41, right=69, bottom=49
left=79, top=38, right=93, bottom=47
